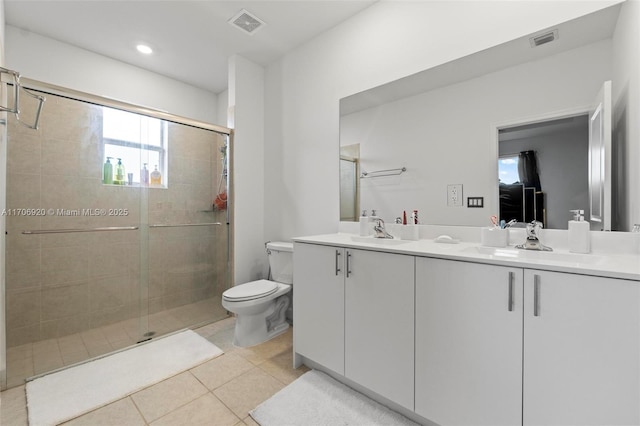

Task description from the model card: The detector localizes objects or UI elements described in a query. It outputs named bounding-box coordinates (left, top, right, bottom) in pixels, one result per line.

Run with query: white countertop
left=293, top=233, right=640, bottom=281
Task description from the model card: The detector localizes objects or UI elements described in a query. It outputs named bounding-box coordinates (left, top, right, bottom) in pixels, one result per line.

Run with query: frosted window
left=102, top=107, right=167, bottom=185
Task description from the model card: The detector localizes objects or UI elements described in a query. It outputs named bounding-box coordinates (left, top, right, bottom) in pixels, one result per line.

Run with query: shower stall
left=1, top=78, right=233, bottom=390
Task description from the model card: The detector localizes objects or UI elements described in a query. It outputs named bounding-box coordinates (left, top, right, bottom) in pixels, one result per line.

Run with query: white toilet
left=222, top=241, right=293, bottom=347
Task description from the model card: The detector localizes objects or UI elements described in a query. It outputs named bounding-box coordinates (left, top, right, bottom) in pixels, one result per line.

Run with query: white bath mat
left=250, top=370, right=420, bottom=426
left=26, top=329, right=223, bottom=426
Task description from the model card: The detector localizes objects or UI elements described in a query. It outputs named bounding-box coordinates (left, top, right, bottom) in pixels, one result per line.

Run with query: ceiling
left=4, top=0, right=377, bottom=94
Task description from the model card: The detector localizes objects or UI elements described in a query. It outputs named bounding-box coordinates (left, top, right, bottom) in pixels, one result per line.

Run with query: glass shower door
left=3, top=84, right=232, bottom=390
left=3, top=92, right=147, bottom=388
left=143, top=123, right=231, bottom=338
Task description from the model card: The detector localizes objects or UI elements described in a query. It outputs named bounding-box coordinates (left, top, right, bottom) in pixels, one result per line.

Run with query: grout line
left=129, top=395, right=151, bottom=426
left=207, top=388, right=243, bottom=424
left=140, top=377, right=210, bottom=426
left=255, top=350, right=298, bottom=386
left=186, top=352, right=255, bottom=393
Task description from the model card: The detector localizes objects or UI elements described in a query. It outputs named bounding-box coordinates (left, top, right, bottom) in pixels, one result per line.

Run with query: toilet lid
left=223, top=280, right=278, bottom=301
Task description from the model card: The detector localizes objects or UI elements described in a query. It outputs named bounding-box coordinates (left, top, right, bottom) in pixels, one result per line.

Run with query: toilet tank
left=267, top=241, right=293, bottom=284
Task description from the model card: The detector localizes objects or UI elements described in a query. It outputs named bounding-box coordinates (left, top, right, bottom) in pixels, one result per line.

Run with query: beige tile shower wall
left=5, top=94, right=141, bottom=347
left=5, top=93, right=229, bottom=348
left=147, top=126, right=228, bottom=321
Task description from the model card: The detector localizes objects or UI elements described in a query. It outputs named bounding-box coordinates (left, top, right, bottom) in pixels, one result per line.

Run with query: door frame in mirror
left=588, top=80, right=613, bottom=231
left=493, top=105, right=593, bottom=229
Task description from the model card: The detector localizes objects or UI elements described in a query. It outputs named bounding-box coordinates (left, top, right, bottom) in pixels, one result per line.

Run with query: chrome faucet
left=373, top=218, right=394, bottom=239
left=504, top=219, right=518, bottom=228
left=516, top=220, right=552, bottom=251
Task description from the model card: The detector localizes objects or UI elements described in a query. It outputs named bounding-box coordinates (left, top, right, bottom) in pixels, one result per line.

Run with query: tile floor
left=4, top=298, right=229, bottom=389
left=1, top=317, right=308, bottom=425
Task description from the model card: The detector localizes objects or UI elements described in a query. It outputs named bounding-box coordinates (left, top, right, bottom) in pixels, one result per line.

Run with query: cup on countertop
left=481, top=227, right=508, bottom=247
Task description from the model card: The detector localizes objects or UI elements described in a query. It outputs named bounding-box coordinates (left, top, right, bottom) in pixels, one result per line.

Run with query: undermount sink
left=462, top=246, right=605, bottom=264
left=350, top=236, right=411, bottom=246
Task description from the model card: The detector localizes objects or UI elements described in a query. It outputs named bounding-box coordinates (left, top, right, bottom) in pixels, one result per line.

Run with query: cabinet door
left=293, top=243, right=345, bottom=374
left=345, top=249, right=415, bottom=410
left=415, top=258, right=523, bottom=425
left=523, top=270, right=640, bottom=425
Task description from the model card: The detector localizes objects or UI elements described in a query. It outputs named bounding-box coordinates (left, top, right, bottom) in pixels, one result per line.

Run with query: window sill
left=102, top=183, right=168, bottom=189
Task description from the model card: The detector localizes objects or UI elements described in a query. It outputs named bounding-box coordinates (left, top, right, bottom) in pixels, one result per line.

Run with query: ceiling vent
left=529, top=29, right=559, bottom=48
left=229, top=9, right=266, bottom=35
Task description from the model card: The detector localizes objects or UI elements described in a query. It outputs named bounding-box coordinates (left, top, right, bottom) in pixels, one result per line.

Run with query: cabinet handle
left=335, top=250, right=341, bottom=276
left=534, top=274, right=541, bottom=317
left=346, top=251, right=352, bottom=278
left=508, top=271, right=514, bottom=312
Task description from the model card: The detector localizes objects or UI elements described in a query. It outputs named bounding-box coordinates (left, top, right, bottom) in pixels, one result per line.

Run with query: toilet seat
left=223, top=279, right=278, bottom=302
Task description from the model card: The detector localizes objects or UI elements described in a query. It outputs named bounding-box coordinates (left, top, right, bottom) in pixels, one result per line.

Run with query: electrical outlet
left=447, top=184, right=463, bottom=207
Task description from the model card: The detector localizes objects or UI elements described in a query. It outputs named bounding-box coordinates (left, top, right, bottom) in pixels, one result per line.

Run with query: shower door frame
left=0, top=78, right=234, bottom=390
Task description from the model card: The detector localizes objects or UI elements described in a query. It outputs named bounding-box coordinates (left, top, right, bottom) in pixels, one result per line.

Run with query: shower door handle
left=22, top=226, right=139, bottom=234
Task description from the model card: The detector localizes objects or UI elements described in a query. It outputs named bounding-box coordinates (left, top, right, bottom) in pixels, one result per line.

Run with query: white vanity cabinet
left=294, top=242, right=415, bottom=410
left=293, top=242, right=345, bottom=374
left=415, top=257, right=640, bottom=426
left=415, top=257, right=524, bottom=425
left=344, top=248, right=415, bottom=410
left=522, top=269, right=640, bottom=426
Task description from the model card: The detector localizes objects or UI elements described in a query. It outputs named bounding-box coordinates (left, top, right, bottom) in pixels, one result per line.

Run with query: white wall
left=228, top=55, right=267, bottom=284
left=217, top=89, right=229, bottom=128
left=5, top=26, right=219, bottom=124
left=0, top=0, right=6, bottom=390
left=265, top=0, right=623, bottom=241
left=612, top=0, right=640, bottom=230
left=340, top=41, right=610, bottom=228
left=264, top=60, right=285, bottom=243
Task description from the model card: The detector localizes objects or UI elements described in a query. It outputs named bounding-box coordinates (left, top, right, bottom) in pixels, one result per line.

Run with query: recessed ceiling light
left=136, top=44, right=153, bottom=55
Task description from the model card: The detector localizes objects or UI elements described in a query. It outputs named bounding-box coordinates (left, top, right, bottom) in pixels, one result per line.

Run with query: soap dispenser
left=114, top=158, right=125, bottom=185
left=140, top=163, right=149, bottom=186
left=568, top=209, right=590, bottom=254
left=359, top=210, right=369, bottom=236
left=150, top=165, right=162, bottom=186
left=103, top=157, right=113, bottom=184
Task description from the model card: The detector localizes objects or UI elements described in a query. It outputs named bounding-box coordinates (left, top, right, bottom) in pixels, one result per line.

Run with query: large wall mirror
left=339, top=2, right=634, bottom=231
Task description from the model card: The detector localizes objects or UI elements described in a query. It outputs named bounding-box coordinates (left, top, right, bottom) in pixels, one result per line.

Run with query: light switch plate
left=467, top=196, right=484, bottom=208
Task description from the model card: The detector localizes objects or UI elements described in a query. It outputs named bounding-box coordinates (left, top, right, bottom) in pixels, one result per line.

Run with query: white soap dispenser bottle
left=359, top=210, right=369, bottom=236
left=568, top=209, right=590, bottom=254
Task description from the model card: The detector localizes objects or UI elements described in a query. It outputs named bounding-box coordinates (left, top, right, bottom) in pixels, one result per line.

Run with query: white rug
left=26, top=329, right=223, bottom=426
left=250, top=370, right=420, bottom=426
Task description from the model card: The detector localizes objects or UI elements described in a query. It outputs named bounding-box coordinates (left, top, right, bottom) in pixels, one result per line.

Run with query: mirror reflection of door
left=498, top=114, right=589, bottom=230
left=588, top=80, right=612, bottom=231
left=340, top=143, right=361, bottom=221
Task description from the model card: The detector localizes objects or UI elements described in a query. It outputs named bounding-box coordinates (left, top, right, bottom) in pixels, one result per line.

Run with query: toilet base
left=233, top=321, right=289, bottom=348
left=232, top=295, right=290, bottom=347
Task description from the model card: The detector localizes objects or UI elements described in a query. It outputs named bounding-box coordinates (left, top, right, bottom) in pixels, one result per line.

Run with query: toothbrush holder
left=401, top=224, right=420, bottom=241
left=481, top=227, right=508, bottom=247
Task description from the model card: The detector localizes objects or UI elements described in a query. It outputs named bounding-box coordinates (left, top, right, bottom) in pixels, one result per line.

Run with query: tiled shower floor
left=1, top=317, right=307, bottom=426
left=4, top=297, right=229, bottom=389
